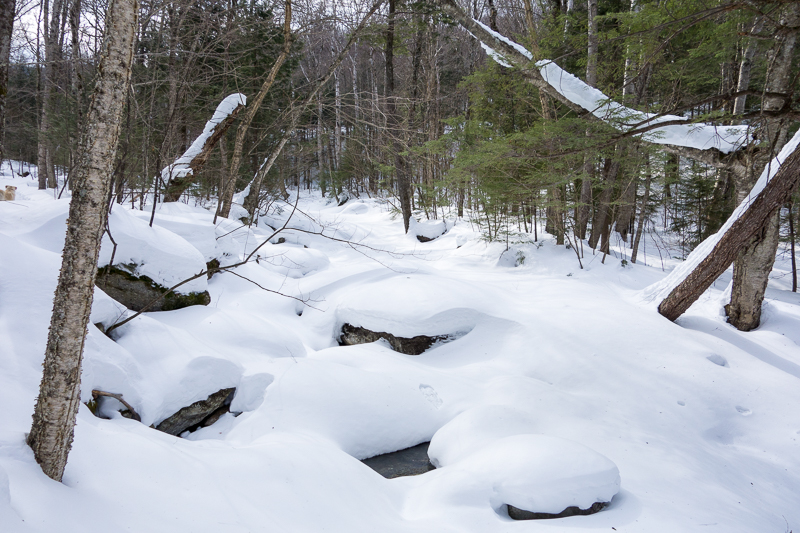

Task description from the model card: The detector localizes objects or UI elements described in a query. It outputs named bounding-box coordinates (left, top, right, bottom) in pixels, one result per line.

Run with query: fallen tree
left=162, top=93, right=247, bottom=202
left=650, top=131, right=800, bottom=321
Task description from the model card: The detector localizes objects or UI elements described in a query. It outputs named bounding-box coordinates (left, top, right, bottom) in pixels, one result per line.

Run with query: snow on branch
left=162, top=93, right=247, bottom=198
left=436, top=0, right=752, bottom=156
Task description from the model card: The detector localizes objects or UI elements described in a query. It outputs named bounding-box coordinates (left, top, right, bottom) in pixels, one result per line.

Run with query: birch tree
left=27, top=0, right=138, bottom=482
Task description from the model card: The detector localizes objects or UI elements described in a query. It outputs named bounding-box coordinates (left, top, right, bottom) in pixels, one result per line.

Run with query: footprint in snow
left=735, top=406, right=752, bottom=416
left=706, top=354, right=729, bottom=367
left=419, top=384, right=442, bottom=409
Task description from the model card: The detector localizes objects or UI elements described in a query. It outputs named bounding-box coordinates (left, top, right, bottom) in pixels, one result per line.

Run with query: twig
left=91, top=390, right=141, bottom=422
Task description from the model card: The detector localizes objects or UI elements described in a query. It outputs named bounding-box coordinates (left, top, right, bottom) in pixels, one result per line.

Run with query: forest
left=0, top=0, right=799, bottom=530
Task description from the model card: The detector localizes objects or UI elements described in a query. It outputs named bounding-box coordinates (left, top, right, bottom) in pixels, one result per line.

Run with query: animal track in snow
left=419, top=384, right=442, bottom=409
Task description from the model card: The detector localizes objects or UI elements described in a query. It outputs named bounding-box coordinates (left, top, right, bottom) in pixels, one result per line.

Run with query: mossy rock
left=96, top=264, right=210, bottom=312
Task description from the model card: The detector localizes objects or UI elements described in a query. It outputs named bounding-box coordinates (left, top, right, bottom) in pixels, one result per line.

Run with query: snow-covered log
left=642, top=129, right=800, bottom=321
left=435, top=0, right=750, bottom=170
left=162, top=93, right=246, bottom=202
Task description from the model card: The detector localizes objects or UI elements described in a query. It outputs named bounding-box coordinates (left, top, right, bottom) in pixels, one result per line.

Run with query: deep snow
left=1, top=163, right=799, bottom=532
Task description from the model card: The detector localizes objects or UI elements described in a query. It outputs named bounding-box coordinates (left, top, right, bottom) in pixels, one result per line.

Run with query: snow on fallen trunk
left=640, top=128, right=800, bottom=316
left=162, top=93, right=246, bottom=201
left=100, top=207, right=208, bottom=295
left=469, top=17, right=748, bottom=153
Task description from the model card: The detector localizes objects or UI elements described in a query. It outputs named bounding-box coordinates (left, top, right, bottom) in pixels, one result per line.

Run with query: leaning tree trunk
left=657, top=138, right=800, bottom=322
left=27, top=0, right=138, bottom=482
left=0, top=0, right=14, bottom=163
left=726, top=7, right=798, bottom=331
left=217, top=0, right=291, bottom=220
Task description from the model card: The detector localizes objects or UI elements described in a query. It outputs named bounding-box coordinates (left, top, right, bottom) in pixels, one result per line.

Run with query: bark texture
left=0, top=0, right=13, bottom=162
left=658, top=143, right=800, bottom=322
left=727, top=6, right=798, bottom=331
left=27, top=0, right=138, bottom=482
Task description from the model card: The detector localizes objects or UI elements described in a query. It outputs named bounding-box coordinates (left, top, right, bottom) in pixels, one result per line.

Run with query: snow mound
left=100, top=207, right=208, bottom=294
left=129, top=203, right=218, bottom=261
left=257, top=244, right=330, bottom=278
left=460, top=434, right=620, bottom=514
left=428, top=405, right=539, bottom=467
left=408, top=217, right=452, bottom=241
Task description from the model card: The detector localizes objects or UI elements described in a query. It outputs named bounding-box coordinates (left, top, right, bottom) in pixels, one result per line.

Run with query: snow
left=100, top=207, right=209, bottom=294
left=471, top=23, right=749, bottom=153
left=641, top=128, right=800, bottom=305
left=536, top=60, right=750, bottom=153
left=1, top=162, right=800, bottom=532
left=160, top=93, right=246, bottom=183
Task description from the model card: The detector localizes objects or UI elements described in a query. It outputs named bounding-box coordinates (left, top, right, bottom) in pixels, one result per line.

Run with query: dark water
left=362, top=442, right=435, bottom=479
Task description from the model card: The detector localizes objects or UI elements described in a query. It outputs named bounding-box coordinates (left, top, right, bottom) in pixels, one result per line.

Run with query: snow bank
left=100, top=207, right=208, bottom=294
left=129, top=202, right=218, bottom=261
left=641, top=128, right=800, bottom=305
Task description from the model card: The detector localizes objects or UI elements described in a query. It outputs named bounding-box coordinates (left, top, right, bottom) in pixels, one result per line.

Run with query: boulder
left=155, top=388, right=236, bottom=436
left=507, top=501, right=608, bottom=520
left=339, top=323, right=447, bottom=355
left=96, top=264, right=210, bottom=312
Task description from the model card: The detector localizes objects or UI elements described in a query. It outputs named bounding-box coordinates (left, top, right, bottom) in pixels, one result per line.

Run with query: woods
left=1, top=0, right=798, bottom=484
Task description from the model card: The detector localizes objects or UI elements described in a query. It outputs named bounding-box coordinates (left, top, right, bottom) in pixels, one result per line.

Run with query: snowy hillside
left=1, top=162, right=799, bottom=532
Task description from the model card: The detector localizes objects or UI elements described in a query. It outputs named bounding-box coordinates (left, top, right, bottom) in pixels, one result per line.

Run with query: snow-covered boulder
left=97, top=207, right=210, bottom=311
left=409, top=217, right=448, bottom=242
left=422, top=408, right=620, bottom=519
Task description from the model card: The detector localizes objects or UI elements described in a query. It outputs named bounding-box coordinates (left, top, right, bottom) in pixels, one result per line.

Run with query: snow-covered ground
left=1, top=162, right=799, bottom=532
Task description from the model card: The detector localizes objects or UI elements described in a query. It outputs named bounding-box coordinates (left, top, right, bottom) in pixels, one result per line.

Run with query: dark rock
left=362, top=442, right=435, bottom=478
left=155, top=388, right=236, bottom=436
left=339, top=323, right=448, bottom=356
left=416, top=234, right=439, bottom=243
left=206, top=258, right=220, bottom=279
left=96, top=264, right=211, bottom=312
left=506, top=501, right=608, bottom=520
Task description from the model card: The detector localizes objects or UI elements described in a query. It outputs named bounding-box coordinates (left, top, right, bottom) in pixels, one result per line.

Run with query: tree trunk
left=726, top=7, right=798, bottom=331
left=657, top=140, right=800, bottom=322
left=385, top=0, right=412, bottom=232
left=631, top=156, right=651, bottom=263
left=0, top=0, right=13, bottom=163
left=241, top=0, right=385, bottom=219
left=218, top=0, right=291, bottom=219
left=27, top=0, right=138, bottom=483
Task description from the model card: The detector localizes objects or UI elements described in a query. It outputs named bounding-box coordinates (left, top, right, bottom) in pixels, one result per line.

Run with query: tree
left=0, top=0, right=14, bottom=163
left=27, top=0, right=138, bottom=482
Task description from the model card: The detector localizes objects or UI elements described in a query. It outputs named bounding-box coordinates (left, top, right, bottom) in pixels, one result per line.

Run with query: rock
left=339, top=323, right=448, bottom=355
left=206, top=258, right=220, bottom=279
left=416, top=234, right=440, bottom=243
left=155, top=388, right=236, bottom=436
left=507, top=501, right=608, bottom=520
left=96, top=264, right=211, bottom=312
left=362, top=442, right=435, bottom=479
